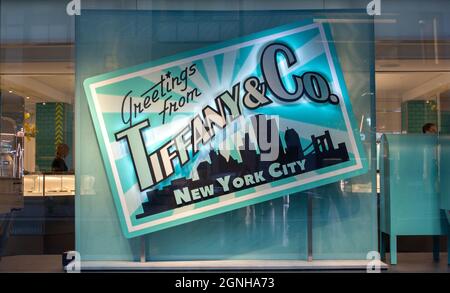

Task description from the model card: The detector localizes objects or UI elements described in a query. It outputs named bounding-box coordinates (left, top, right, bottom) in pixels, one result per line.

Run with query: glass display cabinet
left=24, top=173, right=75, bottom=196
left=0, top=95, right=24, bottom=214
left=23, top=174, right=43, bottom=196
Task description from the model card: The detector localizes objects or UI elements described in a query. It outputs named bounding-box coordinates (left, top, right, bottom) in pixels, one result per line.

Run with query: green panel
left=380, top=134, right=445, bottom=236
left=379, top=135, right=390, bottom=234
left=439, top=136, right=450, bottom=212
left=440, top=112, right=450, bottom=135
left=35, top=102, right=73, bottom=171
left=64, top=104, right=74, bottom=170
left=402, top=101, right=437, bottom=134
left=36, top=103, right=56, bottom=171
left=401, top=103, right=408, bottom=132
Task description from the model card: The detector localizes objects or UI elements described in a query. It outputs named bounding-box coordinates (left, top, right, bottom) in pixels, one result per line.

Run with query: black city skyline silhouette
left=136, top=114, right=349, bottom=219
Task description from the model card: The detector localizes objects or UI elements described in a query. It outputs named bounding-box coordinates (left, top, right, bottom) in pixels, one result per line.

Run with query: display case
left=23, top=174, right=43, bottom=196
left=24, top=173, right=75, bottom=196
left=0, top=107, right=24, bottom=214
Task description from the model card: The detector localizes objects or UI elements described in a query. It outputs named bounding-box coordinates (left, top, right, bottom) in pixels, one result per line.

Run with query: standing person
left=422, top=123, right=437, bottom=134
left=51, top=143, right=69, bottom=172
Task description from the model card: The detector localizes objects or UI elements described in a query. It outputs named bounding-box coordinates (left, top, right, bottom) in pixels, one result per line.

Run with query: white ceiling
left=1, top=75, right=74, bottom=102
left=376, top=72, right=442, bottom=93
left=0, top=61, right=74, bottom=112
left=376, top=59, right=450, bottom=102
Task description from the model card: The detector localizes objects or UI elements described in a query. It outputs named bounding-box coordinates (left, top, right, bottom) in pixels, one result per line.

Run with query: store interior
left=1, top=37, right=448, bottom=255
left=0, top=0, right=449, bottom=272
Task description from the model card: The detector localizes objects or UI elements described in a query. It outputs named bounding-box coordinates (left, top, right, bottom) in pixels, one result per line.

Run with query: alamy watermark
left=64, top=251, right=81, bottom=273
left=366, top=251, right=381, bottom=273
left=366, top=0, right=381, bottom=16
left=66, top=0, right=80, bottom=16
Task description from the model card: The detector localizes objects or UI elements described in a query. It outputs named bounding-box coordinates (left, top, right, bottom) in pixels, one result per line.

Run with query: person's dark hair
left=56, top=143, right=69, bottom=158
left=422, top=123, right=436, bottom=133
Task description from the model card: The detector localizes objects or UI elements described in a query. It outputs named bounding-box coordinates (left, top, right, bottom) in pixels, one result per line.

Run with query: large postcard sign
left=84, top=20, right=368, bottom=238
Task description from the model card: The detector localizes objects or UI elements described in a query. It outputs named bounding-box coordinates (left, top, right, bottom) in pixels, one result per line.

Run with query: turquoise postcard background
left=77, top=12, right=376, bottom=258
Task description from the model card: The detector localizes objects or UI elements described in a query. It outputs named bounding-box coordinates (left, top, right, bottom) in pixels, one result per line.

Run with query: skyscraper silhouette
left=136, top=115, right=349, bottom=220
left=285, top=127, right=304, bottom=162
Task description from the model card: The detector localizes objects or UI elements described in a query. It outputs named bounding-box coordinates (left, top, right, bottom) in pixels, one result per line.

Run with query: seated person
left=422, top=123, right=437, bottom=134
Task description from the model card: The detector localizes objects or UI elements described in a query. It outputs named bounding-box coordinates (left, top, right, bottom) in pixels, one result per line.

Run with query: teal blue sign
left=84, top=20, right=367, bottom=238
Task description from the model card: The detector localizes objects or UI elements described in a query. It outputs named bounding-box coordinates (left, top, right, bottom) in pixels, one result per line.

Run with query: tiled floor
left=0, top=253, right=448, bottom=273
